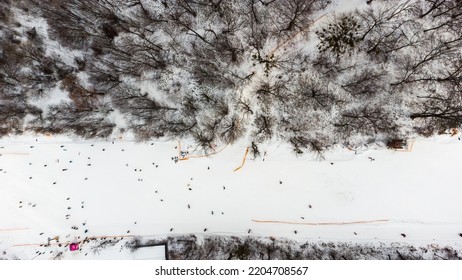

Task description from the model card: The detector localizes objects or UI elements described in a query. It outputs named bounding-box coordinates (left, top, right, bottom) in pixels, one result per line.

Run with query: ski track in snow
left=1, top=135, right=462, bottom=259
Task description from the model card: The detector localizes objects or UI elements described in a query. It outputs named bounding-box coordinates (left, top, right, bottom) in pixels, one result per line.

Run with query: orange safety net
left=233, top=147, right=249, bottom=172
left=252, top=219, right=389, bottom=226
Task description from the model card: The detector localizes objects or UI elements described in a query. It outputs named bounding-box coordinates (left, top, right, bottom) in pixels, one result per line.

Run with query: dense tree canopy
left=1, top=0, right=462, bottom=155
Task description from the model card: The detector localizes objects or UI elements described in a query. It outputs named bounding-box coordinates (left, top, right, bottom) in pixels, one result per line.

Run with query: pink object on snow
left=69, top=243, right=79, bottom=251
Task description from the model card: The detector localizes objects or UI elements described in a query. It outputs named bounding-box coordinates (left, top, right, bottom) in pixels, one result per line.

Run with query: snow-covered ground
left=1, top=134, right=462, bottom=259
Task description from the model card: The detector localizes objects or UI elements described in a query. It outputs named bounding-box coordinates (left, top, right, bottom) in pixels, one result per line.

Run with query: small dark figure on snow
left=401, top=233, right=406, bottom=238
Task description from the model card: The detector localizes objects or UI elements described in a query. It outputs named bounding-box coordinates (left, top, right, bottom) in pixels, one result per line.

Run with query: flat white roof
left=131, top=245, right=166, bottom=260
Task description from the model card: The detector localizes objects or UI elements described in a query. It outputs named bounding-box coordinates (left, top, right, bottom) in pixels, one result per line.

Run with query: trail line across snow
left=0, top=228, right=30, bottom=232
left=252, top=219, right=390, bottom=226
left=13, top=234, right=135, bottom=247
left=268, top=14, right=327, bottom=56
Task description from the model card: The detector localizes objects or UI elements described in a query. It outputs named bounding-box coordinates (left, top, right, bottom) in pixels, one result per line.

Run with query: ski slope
left=0, top=134, right=462, bottom=259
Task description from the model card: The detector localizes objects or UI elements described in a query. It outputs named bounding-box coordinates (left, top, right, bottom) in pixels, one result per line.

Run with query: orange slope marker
left=233, top=147, right=249, bottom=172
left=252, top=219, right=389, bottom=226
left=177, top=141, right=228, bottom=161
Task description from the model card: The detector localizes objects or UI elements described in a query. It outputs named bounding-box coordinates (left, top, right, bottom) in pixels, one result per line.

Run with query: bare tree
left=355, top=1, right=420, bottom=60
left=391, top=32, right=462, bottom=86
left=111, top=85, right=176, bottom=139
left=335, top=105, right=398, bottom=137
left=45, top=102, right=114, bottom=138
left=251, top=113, right=274, bottom=144
left=271, top=0, right=330, bottom=36
left=341, top=67, right=387, bottom=98
left=411, top=83, right=462, bottom=134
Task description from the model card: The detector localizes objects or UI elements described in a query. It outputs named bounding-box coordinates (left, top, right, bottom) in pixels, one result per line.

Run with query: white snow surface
left=0, top=135, right=462, bottom=259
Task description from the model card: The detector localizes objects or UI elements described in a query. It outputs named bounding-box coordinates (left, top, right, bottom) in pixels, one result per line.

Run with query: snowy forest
left=1, top=0, right=462, bottom=155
